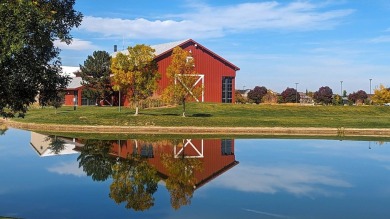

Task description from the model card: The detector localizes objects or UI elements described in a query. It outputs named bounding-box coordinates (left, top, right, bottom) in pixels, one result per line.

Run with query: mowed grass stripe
left=11, top=103, right=390, bottom=128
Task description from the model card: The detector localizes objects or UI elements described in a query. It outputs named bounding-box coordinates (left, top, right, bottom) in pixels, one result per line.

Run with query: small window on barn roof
left=186, top=56, right=193, bottom=62
left=186, top=56, right=195, bottom=66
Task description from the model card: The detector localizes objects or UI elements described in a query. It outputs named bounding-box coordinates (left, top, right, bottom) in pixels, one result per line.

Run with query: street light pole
left=295, top=82, right=299, bottom=104
left=340, top=81, right=343, bottom=96
left=369, top=79, right=372, bottom=95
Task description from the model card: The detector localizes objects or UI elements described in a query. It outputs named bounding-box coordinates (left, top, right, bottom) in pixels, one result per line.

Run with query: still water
left=1, top=128, right=390, bottom=219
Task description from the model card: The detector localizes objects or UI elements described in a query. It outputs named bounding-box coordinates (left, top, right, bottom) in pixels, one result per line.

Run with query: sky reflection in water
left=1, top=128, right=390, bottom=219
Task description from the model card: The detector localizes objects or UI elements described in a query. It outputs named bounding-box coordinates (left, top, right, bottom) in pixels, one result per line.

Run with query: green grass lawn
left=10, top=103, right=390, bottom=129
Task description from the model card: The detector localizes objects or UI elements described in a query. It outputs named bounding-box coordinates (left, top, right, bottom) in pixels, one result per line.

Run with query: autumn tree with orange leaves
left=163, top=47, right=202, bottom=117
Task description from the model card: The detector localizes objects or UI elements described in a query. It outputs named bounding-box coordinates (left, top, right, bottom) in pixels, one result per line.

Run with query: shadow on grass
left=135, top=113, right=181, bottom=116
left=191, top=113, right=212, bottom=117
left=161, top=113, right=181, bottom=116
left=137, top=113, right=212, bottom=117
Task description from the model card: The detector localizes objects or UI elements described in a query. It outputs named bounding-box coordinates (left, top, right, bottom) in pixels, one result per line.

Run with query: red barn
left=65, top=39, right=240, bottom=106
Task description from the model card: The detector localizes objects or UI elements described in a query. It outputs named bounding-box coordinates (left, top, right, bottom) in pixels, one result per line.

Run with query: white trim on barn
left=174, top=74, right=205, bottom=102
left=174, top=139, right=204, bottom=159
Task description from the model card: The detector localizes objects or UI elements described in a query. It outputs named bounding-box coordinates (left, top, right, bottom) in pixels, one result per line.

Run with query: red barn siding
left=155, top=40, right=239, bottom=103
left=64, top=89, right=82, bottom=106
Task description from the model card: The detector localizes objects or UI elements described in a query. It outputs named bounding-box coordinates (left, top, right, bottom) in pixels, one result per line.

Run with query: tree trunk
left=134, top=101, right=139, bottom=116
left=182, top=98, right=186, bottom=117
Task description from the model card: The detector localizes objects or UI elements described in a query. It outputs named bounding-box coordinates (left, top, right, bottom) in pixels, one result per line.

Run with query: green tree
left=38, top=65, right=70, bottom=110
left=46, top=91, right=66, bottom=114
left=111, top=45, right=160, bottom=115
left=77, top=139, right=115, bottom=181
left=247, top=86, right=267, bottom=104
left=332, top=94, right=343, bottom=105
left=0, top=0, right=82, bottom=116
left=372, top=84, right=390, bottom=104
left=79, top=51, right=113, bottom=106
left=163, top=47, right=202, bottom=117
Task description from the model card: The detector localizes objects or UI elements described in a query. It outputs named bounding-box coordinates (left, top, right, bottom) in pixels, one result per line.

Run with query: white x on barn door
left=175, top=74, right=205, bottom=102
left=174, top=139, right=204, bottom=158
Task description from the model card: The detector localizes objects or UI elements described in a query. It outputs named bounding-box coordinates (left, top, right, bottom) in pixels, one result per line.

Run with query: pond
left=1, top=128, right=390, bottom=219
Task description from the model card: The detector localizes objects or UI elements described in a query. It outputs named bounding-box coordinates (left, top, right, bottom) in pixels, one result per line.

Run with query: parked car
left=384, top=103, right=390, bottom=106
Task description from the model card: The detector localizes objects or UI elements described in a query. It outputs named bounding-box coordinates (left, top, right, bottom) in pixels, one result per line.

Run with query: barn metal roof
left=111, top=39, right=240, bottom=71
left=67, top=76, right=83, bottom=89
left=111, top=39, right=188, bottom=57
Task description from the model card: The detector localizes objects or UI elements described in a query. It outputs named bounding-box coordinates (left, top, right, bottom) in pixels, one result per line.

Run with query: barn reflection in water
left=30, top=132, right=238, bottom=211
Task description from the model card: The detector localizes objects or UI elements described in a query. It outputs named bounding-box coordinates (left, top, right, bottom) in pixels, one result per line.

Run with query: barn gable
left=151, top=39, right=240, bottom=103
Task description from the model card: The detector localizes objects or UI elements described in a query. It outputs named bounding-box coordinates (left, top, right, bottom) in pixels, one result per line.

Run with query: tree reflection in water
left=45, top=135, right=66, bottom=154
left=77, top=139, right=115, bottom=181
left=76, top=138, right=205, bottom=211
left=109, top=155, right=159, bottom=211
left=161, top=154, right=203, bottom=209
left=0, top=124, right=7, bottom=135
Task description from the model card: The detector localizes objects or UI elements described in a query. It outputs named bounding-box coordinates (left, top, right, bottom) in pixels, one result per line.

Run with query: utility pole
left=295, top=82, right=299, bottom=104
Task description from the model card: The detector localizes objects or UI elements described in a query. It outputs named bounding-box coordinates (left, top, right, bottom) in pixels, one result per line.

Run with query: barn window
left=186, top=56, right=193, bottom=63
left=141, top=144, right=154, bottom=158
left=222, top=77, right=233, bottom=103
left=221, top=139, right=233, bottom=155
left=186, top=56, right=195, bottom=67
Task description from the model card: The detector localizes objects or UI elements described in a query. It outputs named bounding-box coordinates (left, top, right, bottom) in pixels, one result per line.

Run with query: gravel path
left=3, top=119, right=390, bottom=137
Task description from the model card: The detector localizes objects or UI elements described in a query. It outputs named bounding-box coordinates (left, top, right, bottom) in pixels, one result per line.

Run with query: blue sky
left=57, top=0, right=390, bottom=94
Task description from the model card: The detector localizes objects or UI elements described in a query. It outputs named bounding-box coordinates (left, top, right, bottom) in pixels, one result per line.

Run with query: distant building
left=299, top=92, right=314, bottom=104
left=236, top=89, right=250, bottom=98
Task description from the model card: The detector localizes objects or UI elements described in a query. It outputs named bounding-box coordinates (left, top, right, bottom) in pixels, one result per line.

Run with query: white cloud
left=48, top=161, right=86, bottom=177
left=210, top=164, right=352, bottom=197
left=242, top=208, right=290, bottom=218
left=370, top=35, right=390, bottom=43
left=54, top=38, right=98, bottom=51
left=78, top=1, right=354, bottom=40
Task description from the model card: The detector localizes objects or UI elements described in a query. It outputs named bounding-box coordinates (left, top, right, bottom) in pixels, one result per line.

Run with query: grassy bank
left=11, top=103, right=390, bottom=128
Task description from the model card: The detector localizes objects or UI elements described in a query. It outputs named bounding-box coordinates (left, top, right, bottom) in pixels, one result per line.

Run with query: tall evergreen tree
left=79, top=51, right=113, bottom=106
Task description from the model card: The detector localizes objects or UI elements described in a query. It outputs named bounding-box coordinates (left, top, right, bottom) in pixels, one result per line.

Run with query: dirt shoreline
left=2, top=119, right=390, bottom=137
